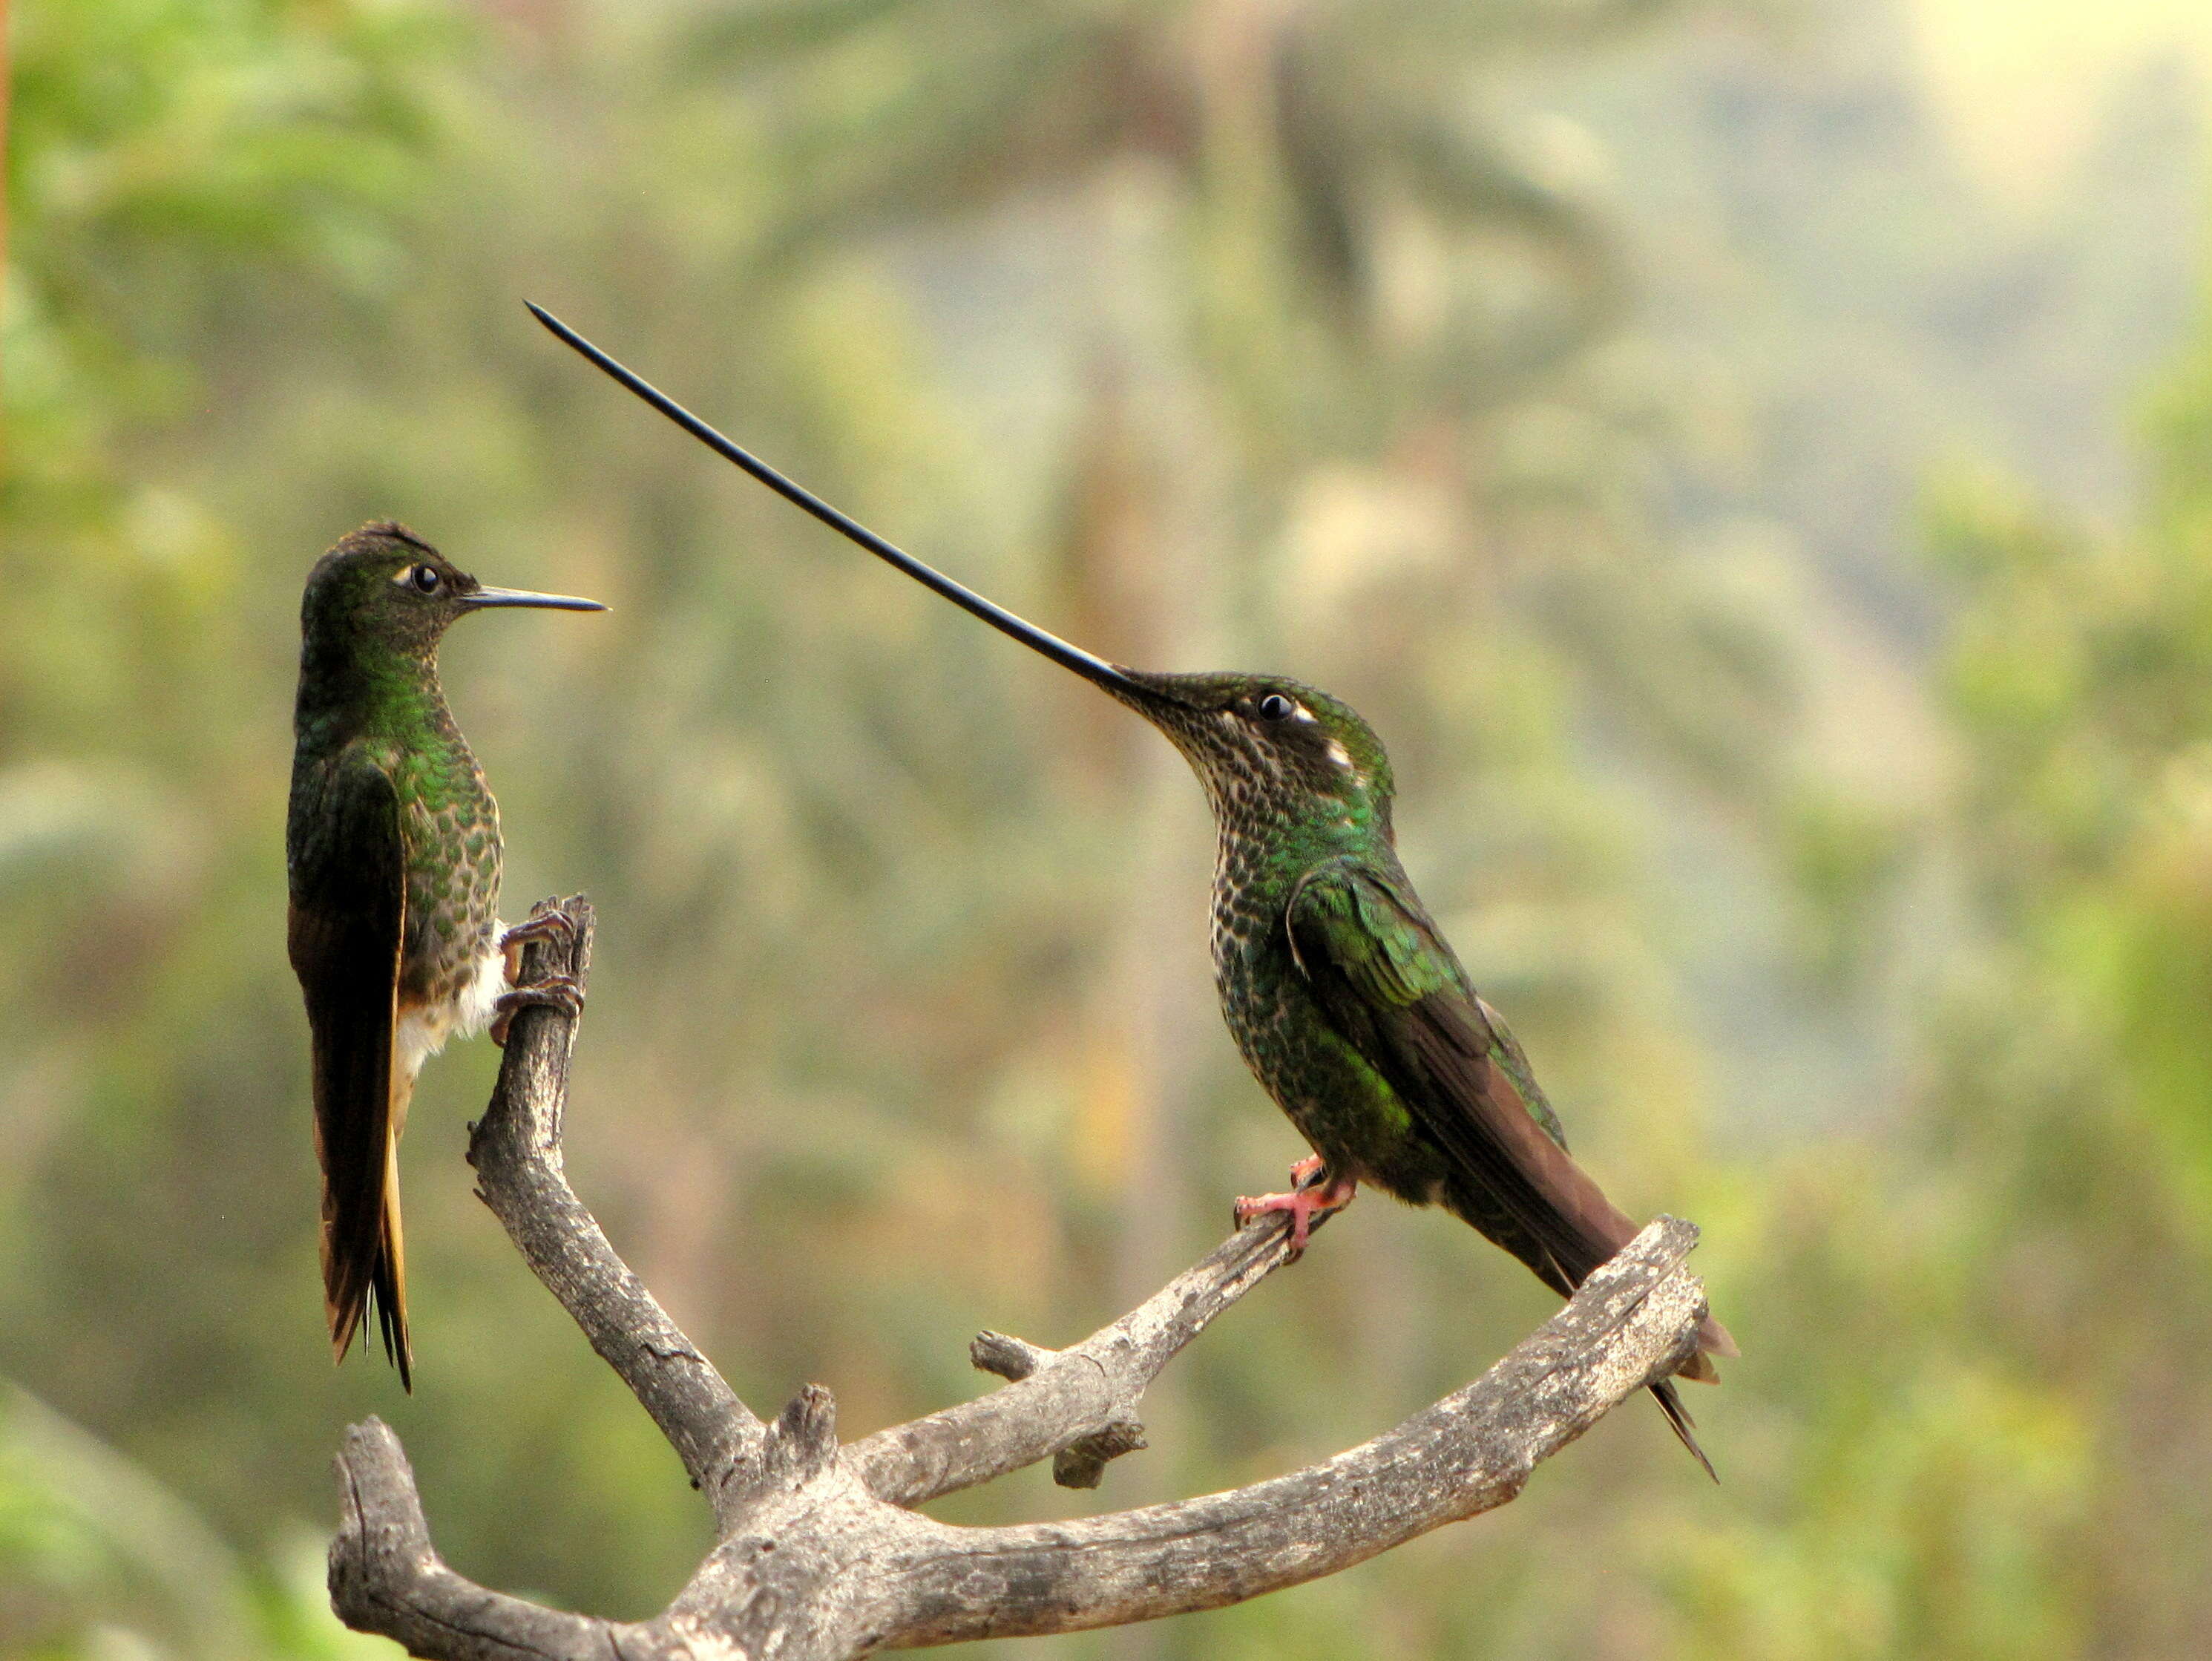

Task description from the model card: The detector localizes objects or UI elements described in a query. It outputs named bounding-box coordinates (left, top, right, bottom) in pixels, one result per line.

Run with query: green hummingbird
left=529, top=306, right=1735, bottom=1473
left=286, top=520, right=604, bottom=1388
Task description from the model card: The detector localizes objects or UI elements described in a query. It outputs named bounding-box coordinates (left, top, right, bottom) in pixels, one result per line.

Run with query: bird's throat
left=296, top=636, right=453, bottom=756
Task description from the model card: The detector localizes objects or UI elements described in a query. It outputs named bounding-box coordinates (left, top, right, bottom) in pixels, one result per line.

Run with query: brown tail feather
left=1650, top=1380, right=1717, bottom=1481
left=323, top=1105, right=414, bottom=1391
left=372, top=1133, right=412, bottom=1389
left=1697, top=1311, right=1739, bottom=1362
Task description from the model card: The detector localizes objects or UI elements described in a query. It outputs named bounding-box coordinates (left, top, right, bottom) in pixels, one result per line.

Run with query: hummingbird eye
left=410, top=564, right=442, bottom=594
left=1256, top=692, right=1296, bottom=721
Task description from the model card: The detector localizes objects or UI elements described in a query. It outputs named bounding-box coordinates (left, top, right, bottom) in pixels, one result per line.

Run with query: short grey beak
left=462, top=586, right=608, bottom=612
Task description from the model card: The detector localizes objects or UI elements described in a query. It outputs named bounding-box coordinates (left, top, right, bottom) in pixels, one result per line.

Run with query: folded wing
left=286, top=746, right=412, bottom=1387
left=1286, top=856, right=1734, bottom=1400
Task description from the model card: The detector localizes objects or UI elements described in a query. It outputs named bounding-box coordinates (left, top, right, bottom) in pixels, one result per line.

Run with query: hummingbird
left=528, top=305, right=1735, bottom=1474
left=286, top=520, right=605, bottom=1388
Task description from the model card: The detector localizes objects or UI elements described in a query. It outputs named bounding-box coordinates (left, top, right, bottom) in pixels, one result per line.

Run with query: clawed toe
left=499, top=907, right=582, bottom=999
left=490, top=974, right=585, bottom=1046
left=500, top=908, right=579, bottom=954
left=1233, top=1168, right=1358, bottom=1258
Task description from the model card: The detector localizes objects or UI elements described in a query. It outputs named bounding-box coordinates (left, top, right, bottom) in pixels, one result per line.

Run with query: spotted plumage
left=1089, top=670, right=1735, bottom=1474
left=286, top=520, right=603, bottom=1387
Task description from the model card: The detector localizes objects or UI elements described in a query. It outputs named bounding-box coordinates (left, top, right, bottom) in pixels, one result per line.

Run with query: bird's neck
left=1212, top=797, right=1389, bottom=908
left=295, top=633, right=457, bottom=757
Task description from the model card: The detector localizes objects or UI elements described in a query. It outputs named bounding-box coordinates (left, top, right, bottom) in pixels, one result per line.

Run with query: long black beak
left=526, top=302, right=1146, bottom=697
left=462, top=585, right=608, bottom=612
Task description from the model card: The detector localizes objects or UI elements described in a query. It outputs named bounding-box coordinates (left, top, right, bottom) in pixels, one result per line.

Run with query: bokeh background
left=7, top=1, right=2212, bottom=1655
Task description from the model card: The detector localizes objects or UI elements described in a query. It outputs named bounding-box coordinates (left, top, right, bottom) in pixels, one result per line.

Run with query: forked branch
left=329, top=897, right=1714, bottom=1660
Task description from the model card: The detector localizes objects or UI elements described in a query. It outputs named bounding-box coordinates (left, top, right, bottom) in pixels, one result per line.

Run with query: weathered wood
left=861, top=1219, right=1705, bottom=1646
left=329, top=899, right=1716, bottom=1660
left=847, top=1203, right=1328, bottom=1507
left=465, top=896, right=761, bottom=1521
left=331, top=1418, right=649, bottom=1661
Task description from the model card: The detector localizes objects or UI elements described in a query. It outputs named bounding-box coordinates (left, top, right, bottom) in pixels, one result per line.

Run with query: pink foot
left=1234, top=1159, right=1357, bottom=1257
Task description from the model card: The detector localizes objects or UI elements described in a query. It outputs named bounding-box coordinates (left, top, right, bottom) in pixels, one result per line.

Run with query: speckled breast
left=393, top=732, right=504, bottom=1011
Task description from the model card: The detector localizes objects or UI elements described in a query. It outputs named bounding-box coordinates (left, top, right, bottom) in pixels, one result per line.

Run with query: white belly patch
left=393, top=929, right=511, bottom=1090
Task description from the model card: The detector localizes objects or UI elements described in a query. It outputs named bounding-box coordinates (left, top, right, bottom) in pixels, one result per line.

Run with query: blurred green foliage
left=4, top=1, right=2211, bottom=1657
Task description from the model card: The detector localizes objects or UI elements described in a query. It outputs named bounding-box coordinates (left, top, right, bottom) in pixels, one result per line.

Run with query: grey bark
left=329, top=897, right=1716, bottom=1659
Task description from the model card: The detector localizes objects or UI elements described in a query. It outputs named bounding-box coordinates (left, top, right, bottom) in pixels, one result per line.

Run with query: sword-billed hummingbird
left=530, top=307, right=1733, bottom=1473
left=286, top=520, right=604, bottom=1387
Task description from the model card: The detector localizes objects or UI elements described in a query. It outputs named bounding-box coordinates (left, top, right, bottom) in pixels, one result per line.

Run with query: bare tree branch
left=847, top=1203, right=1329, bottom=1507
left=862, top=1217, right=1704, bottom=1645
left=330, top=898, right=1718, bottom=1660
left=465, top=896, right=761, bottom=1521
left=331, top=1418, right=648, bottom=1661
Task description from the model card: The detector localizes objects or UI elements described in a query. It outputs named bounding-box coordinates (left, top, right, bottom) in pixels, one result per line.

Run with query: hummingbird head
left=1096, top=669, right=1397, bottom=844
left=301, top=521, right=606, bottom=662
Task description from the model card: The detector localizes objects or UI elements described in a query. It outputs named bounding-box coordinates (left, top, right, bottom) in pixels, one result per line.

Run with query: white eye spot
left=1292, top=704, right=1316, bottom=724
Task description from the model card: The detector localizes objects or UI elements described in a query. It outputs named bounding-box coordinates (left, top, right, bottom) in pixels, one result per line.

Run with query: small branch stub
left=1054, top=1415, right=1148, bottom=1490
left=969, top=1331, right=1046, bottom=1382
left=964, top=1330, right=1148, bottom=1488
left=328, top=897, right=1719, bottom=1660
left=762, top=1385, right=841, bottom=1487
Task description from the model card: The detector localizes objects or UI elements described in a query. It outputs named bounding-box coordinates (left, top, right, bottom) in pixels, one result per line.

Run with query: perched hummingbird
left=286, top=520, right=604, bottom=1387
left=529, top=306, right=1735, bottom=1473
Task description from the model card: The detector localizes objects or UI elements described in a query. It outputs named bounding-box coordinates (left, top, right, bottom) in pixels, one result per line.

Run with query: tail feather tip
left=1650, top=1381, right=1720, bottom=1483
